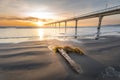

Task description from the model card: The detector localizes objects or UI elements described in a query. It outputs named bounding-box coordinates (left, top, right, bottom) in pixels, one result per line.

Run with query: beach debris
left=58, top=48, right=83, bottom=74
left=48, top=45, right=83, bottom=74
left=97, top=66, right=120, bottom=80
left=53, top=46, right=84, bottom=55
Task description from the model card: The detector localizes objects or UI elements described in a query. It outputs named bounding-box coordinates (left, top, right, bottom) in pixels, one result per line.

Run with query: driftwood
left=48, top=45, right=83, bottom=74
left=58, top=49, right=82, bottom=74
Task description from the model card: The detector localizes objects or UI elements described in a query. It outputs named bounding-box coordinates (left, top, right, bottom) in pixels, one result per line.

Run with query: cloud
left=1, top=0, right=120, bottom=15
left=0, top=0, right=120, bottom=22
left=0, top=16, right=53, bottom=22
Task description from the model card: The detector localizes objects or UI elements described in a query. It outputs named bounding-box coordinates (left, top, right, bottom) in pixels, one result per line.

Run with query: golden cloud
left=0, top=16, right=54, bottom=22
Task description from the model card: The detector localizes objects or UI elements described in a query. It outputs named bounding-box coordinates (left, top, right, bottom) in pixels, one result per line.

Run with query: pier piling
left=95, top=16, right=103, bottom=40
left=55, top=23, right=56, bottom=27
left=59, top=22, right=60, bottom=33
left=75, top=19, right=78, bottom=38
left=65, top=21, right=67, bottom=33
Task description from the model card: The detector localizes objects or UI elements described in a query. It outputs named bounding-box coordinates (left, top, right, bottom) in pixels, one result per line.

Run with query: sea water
left=0, top=26, right=120, bottom=43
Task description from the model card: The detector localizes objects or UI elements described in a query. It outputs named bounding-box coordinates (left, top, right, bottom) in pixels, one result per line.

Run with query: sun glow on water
left=38, top=29, right=44, bottom=40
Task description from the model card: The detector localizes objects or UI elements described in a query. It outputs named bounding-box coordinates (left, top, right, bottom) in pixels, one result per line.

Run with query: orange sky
left=0, top=14, right=120, bottom=27
left=0, top=0, right=120, bottom=27
left=0, top=20, right=37, bottom=27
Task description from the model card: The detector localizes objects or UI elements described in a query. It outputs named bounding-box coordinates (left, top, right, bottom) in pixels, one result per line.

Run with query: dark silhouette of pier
left=45, top=5, right=120, bottom=39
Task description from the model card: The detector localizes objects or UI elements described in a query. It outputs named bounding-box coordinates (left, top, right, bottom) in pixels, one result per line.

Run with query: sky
left=0, top=0, right=120, bottom=27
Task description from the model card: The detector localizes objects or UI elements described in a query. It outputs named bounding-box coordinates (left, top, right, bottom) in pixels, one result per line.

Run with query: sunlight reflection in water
left=38, top=29, right=44, bottom=40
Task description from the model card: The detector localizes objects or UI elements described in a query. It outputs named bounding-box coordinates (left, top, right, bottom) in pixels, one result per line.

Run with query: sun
left=36, top=22, right=44, bottom=26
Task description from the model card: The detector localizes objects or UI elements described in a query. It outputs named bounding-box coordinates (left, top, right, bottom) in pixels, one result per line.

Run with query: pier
left=45, top=5, right=120, bottom=39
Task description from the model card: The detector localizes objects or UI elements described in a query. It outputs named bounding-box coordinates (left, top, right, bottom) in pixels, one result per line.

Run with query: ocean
left=0, top=26, right=120, bottom=43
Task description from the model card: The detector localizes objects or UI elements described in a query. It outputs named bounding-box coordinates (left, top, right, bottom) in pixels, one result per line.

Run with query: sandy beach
left=0, top=35, right=120, bottom=80
left=0, top=0, right=120, bottom=80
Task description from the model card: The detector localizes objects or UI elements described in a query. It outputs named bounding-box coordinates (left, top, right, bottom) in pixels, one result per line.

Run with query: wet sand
left=0, top=35, right=120, bottom=80
left=0, top=41, right=68, bottom=80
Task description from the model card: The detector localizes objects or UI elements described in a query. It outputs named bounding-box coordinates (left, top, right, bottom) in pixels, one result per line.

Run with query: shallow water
left=0, top=26, right=120, bottom=43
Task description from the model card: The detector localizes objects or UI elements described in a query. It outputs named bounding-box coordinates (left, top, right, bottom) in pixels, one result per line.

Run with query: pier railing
left=74, top=5, right=120, bottom=18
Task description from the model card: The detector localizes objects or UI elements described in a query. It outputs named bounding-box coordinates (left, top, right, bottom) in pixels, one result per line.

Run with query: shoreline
left=0, top=35, right=120, bottom=80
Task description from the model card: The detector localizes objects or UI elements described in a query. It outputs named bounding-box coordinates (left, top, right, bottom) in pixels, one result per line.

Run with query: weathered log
left=58, top=49, right=82, bottom=74
left=48, top=45, right=83, bottom=74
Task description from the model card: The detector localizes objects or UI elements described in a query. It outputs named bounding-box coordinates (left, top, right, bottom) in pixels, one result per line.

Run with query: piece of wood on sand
left=48, top=45, right=83, bottom=74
